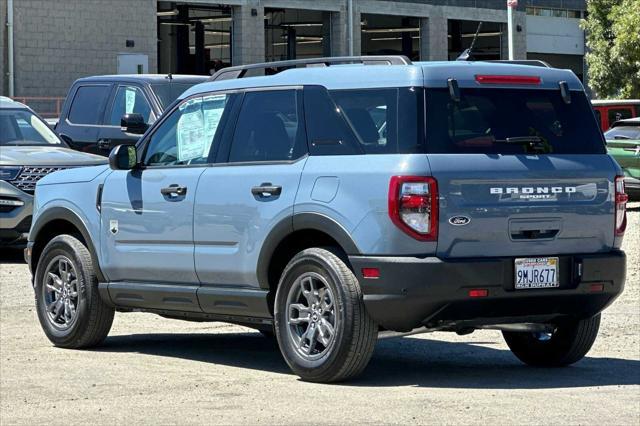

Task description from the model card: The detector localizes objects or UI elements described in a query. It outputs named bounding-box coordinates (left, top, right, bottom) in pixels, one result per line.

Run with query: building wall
left=8, top=0, right=157, bottom=97
left=527, top=15, right=584, bottom=55
left=2, top=0, right=587, bottom=99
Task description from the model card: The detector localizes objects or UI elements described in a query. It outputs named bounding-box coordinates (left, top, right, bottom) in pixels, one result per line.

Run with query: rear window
left=425, top=88, right=606, bottom=154
left=152, top=83, right=199, bottom=108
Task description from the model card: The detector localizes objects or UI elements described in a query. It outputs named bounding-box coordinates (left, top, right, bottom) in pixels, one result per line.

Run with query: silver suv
left=0, top=97, right=105, bottom=247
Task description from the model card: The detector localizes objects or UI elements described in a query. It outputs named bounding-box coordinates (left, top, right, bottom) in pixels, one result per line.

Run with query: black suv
left=54, top=75, right=208, bottom=155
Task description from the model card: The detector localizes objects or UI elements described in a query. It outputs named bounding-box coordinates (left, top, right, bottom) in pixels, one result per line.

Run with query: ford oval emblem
left=449, top=216, right=471, bottom=226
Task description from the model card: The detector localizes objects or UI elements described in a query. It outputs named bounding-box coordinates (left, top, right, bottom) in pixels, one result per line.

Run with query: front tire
left=274, top=248, right=377, bottom=383
left=503, top=314, right=601, bottom=367
left=34, top=235, right=114, bottom=348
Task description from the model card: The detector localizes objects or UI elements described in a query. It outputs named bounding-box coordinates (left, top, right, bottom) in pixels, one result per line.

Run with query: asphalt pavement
left=1, top=204, right=639, bottom=425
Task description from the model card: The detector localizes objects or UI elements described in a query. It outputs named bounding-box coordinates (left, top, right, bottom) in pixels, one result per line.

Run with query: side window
left=108, top=86, right=153, bottom=125
left=608, top=107, right=633, bottom=125
left=68, top=85, right=110, bottom=125
left=143, top=94, right=235, bottom=167
left=331, top=89, right=395, bottom=147
left=303, top=85, right=361, bottom=156
left=228, top=90, right=306, bottom=162
left=329, top=87, right=422, bottom=154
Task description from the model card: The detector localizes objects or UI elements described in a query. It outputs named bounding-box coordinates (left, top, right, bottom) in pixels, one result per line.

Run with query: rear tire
left=503, top=314, right=600, bottom=367
left=274, top=248, right=377, bottom=383
left=34, top=235, right=114, bottom=348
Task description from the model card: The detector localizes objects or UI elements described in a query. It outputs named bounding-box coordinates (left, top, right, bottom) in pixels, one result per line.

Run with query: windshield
left=425, top=88, right=606, bottom=154
left=152, top=83, right=199, bottom=109
left=0, top=109, right=62, bottom=146
left=604, top=125, right=640, bottom=140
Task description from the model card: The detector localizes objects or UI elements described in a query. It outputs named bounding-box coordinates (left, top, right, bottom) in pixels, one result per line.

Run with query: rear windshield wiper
left=494, top=136, right=549, bottom=153
left=494, top=136, right=543, bottom=144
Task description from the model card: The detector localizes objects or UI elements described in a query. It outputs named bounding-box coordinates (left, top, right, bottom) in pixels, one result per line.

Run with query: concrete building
left=1, top=0, right=588, bottom=109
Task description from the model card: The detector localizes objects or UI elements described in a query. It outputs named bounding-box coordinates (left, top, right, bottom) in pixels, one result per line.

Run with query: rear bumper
left=350, top=251, right=626, bottom=332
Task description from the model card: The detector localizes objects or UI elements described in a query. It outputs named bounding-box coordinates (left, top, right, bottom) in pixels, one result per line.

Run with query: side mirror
left=109, top=144, right=138, bottom=170
left=120, top=113, right=148, bottom=135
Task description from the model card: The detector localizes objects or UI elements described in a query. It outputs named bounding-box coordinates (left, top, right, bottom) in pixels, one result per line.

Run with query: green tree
left=582, top=0, right=640, bottom=98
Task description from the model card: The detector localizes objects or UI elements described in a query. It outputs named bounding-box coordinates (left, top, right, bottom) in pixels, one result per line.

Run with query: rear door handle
left=251, top=183, right=282, bottom=198
left=161, top=184, right=187, bottom=197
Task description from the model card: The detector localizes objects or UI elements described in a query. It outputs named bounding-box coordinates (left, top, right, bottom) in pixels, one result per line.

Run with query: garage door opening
left=361, top=14, right=420, bottom=60
left=448, top=20, right=502, bottom=61
left=157, top=2, right=232, bottom=76
left=265, top=8, right=331, bottom=62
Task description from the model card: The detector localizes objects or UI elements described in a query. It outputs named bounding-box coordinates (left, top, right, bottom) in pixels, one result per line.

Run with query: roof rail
left=209, top=55, right=412, bottom=81
left=481, top=60, right=552, bottom=68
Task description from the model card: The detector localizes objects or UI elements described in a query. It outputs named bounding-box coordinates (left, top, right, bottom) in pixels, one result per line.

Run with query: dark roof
left=74, top=74, right=209, bottom=84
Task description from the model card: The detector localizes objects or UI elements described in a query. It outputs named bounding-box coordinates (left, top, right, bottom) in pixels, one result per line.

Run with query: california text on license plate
left=514, top=257, right=559, bottom=289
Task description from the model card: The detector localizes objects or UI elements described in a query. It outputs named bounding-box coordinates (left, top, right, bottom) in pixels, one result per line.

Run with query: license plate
left=514, top=257, right=559, bottom=289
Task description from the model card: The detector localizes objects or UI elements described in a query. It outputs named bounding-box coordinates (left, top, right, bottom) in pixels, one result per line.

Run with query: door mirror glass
left=121, top=113, right=148, bottom=135
left=109, top=144, right=138, bottom=170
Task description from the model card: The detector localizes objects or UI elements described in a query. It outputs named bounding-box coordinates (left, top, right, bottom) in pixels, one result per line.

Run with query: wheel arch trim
left=30, top=206, right=106, bottom=282
left=256, top=212, right=360, bottom=290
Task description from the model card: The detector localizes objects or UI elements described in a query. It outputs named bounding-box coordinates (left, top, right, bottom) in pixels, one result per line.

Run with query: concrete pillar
left=500, top=23, right=508, bottom=59
left=330, top=10, right=347, bottom=56
left=512, top=10, right=527, bottom=60
left=232, top=2, right=264, bottom=65
left=330, top=3, right=361, bottom=57
left=422, top=13, right=448, bottom=61
left=501, top=12, right=527, bottom=60
left=351, top=8, right=361, bottom=56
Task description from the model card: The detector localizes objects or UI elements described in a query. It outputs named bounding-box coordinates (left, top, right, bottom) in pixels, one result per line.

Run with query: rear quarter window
left=68, top=85, right=110, bottom=125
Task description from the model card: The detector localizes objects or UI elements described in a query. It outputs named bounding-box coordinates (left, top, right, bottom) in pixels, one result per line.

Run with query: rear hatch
left=424, top=84, right=617, bottom=258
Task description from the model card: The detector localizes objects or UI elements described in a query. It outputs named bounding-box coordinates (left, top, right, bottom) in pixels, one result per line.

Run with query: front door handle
left=161, top=184, right=187, bottom=197
left=251, top=183, right=282, bottom=198
left=97, top=138, right=111, bottom=150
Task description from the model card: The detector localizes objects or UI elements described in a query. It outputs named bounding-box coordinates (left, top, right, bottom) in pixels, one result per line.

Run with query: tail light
left=615, top=175, right=628, bottom=236
left=388, top=176, right=438, bottom=241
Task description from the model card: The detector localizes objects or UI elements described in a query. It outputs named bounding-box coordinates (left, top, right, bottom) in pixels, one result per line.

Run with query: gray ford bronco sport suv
left=26, top=56, right=628, bottom=383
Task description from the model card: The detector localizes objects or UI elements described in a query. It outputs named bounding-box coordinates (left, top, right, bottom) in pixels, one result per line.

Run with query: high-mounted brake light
left=388, top=176, right=438, bottom=241
left=615, top=176, right=628, bottom=236
left=475, top=75, right=541, bottom=85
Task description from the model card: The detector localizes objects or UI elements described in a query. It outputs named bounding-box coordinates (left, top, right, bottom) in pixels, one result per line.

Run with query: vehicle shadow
left=0, top=249, right=26, bottom=265
left=96, top=331, right=640, bottom=389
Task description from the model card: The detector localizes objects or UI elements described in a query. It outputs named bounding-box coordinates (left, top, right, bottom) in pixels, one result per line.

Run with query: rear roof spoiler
left=481, top=60, right=552, bottom=68
left=209, top=55, right=412, bottom=81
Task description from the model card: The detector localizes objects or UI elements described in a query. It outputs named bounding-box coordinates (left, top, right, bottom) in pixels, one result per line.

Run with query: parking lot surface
left=1, top=204, right=639, bottom=425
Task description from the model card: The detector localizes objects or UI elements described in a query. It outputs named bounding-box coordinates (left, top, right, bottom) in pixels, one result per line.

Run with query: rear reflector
left=362, top=268, right=380, bottom=279
left=589, top=283, right=604, bottom=293
left=475, top=75, right=541, bottom=85
left=468, top=289, right=488, bottom=298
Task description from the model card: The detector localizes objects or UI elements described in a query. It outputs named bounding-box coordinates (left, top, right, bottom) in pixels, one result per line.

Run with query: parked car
left=591, top=99, right=640, bottom=131
left=54, top=74, right=208, bottom=155
left=0, top=97, right=105, bottom=247
left=605, top=117, right=640, bottom=200
left=25, top=57, right=627, bottom=383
